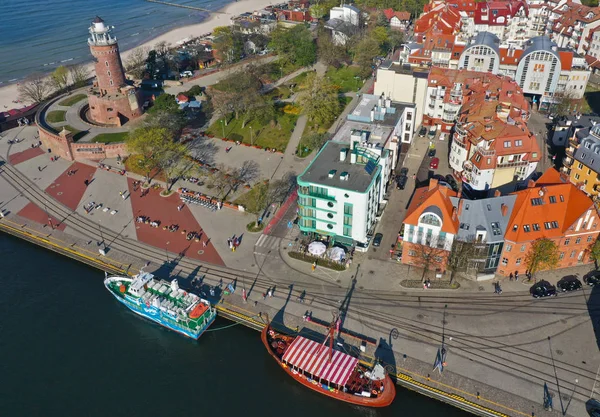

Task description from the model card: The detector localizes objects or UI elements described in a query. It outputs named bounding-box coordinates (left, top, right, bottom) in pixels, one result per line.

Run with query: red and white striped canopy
left=282, top=336, right=358, bottom=386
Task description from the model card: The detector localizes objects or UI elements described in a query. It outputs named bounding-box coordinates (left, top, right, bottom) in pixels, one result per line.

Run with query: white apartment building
left=325, top=5, right=360, bottom=45
left=297, top=140, right=385, bottom=246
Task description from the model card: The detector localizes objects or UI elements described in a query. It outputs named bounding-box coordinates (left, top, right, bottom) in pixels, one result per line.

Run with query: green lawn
left=265, top=86, right=292, bottom=101
left=325, top=66, right=362, bottom=93
left=58, top=94, right=86, bottom=107
left=206, top=106, right=298, bottom=152
left=62, top=125, right=88, bottom=142
left=46, top=110, right=66, bottom=123
left=286, top=72, right=309, bottom=90
left=582, top=84, right=600, bottom=114
left=93, top=132, right=129, bottom=143
left=257, top=62, right=302, bottom=84
left=233, top=182, right=267, bottom=211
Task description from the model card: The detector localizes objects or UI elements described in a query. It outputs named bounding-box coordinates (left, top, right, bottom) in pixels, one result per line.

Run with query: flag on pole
left=433, top=347, right=447, bottom=374
left=242, top=288, right=247, bottom=302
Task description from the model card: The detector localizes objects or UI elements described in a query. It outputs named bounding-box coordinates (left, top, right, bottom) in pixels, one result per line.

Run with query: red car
left=429, top=157, right=439, bottom=170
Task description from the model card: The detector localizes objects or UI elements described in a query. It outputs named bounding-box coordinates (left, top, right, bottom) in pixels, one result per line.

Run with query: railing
left=496, top=160, right=529, bottom=168
left=565, top=147, right=574, bottom=158
left=563, top=155, right=573, bottom=166
left=476, top=147, right=496, bottom=157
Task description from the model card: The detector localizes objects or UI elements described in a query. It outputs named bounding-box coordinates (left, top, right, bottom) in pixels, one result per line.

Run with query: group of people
left=227, top=235, right=241, bottom=252
left=30, top=140, right=42, bottom=148
left=423, top=279, right=432, bottom=289
left=508, top=270, right=533, bottom=282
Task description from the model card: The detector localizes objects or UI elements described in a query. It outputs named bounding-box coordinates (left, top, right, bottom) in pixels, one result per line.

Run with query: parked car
left=445, top=175, right=458, bottom=191
left=373, top=233, right=383, bottom=247
left=429, top=157, right=439, bottom=170
left=529, top=280, right=557, bottom=298
left=584, top=271, right=600, bottom=286
left=428, top=148, right=436, bottom=157
left=557, top=276, right=583, bottom=292
left=397, top=176, right=408, bottom=190
left=180, top=70, right=193, bottom=78
left=428, top=129, right=437, bottom=139
left=419, top=127, right=427, bottom=137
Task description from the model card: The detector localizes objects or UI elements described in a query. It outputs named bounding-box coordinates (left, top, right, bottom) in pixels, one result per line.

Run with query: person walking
left=514, top=271, right=519, bottom=282
left=509, top=272, right=513, bottom=281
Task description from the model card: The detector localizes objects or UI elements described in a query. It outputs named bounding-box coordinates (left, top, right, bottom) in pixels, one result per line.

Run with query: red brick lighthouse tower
left=87, top=16, right=142, bottom=126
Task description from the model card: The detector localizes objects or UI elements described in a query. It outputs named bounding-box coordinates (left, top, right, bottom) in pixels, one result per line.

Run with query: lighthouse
left=87, top=16, right=142, bottom=126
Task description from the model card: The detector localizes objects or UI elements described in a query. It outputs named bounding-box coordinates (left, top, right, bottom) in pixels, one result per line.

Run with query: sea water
left=0, top=0, right=224, bottom=84
left=0, top=234, right=471, bottom=416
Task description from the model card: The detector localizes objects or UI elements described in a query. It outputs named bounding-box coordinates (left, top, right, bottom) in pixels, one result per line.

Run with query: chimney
left=350, top=152, right=357, bottom=164
left=385, top=97, right=391, bottom=108
left=501, top=203, right=508, bottom=216
left=371, top=107, right=375, bottom=122
left=452, top=206, right=458, bottom=221
left=429, top=178, right=439, bottom=190
left=494, top=190, right=501, bottom=197
left=527, top=179, right=535, bottom=188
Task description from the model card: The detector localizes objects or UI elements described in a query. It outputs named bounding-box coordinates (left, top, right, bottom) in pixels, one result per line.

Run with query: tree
left=149, top=93, right=180, bottom=114
left=234, top=160, right=261, bottom=185
left=17, top=73, right=51, bottom=104
left=126, top=126, right=171, bottom=179
left=155, top=141, right=189, bottom=191
left=317, top=29, right=348, bottom=68
left=245, top=182, right=270, bottom=222
left=213, top=26, right=243, bottom=63
left=352, top=35, right=380, bottom=78
left=124, top=47, right=150, bottom=79
left=51, top=66, right=69, bottom=91
left=410, top=244, right=447, bottom=280
left=376, top=11, right=390, bottom=27
left=551, top=89, right=581, bottom=116
left=587, top=238, right=600, bottom=269
left=297, top=73, right=340, bottom=127
left=310, top=4, right=327, bottom=20
left=370, top=27, right=389, bottom=52
left=446, top=237, right=478, bottom=282
left=525, top=238, right=560, bottom=279
left=68, top=64, right=89, bottom=88
left=387, top=29, right=404, bottom=55
left=269, top=25, right=316, bottom=67
left=302, top=132, right=330, bottom=152
left=144, top=109, right=186, bottom=136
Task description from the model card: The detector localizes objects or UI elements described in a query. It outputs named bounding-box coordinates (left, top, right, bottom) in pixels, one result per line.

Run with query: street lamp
left=220, top=119, right=225, bottom=138
left=43, top=200, right=54, bottom=230
left=249, top=126, right=253, bottom=146
left=165, top=241, right=170, bottom=262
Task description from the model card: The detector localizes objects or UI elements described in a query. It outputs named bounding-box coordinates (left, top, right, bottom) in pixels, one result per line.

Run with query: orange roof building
left=400, top=168, right=600, bottom=277
left=498, top=168, right=600, bottom=275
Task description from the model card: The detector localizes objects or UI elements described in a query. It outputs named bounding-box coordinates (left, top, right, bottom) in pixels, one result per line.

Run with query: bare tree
left=68, top=64, right=90, bottom=88
left=551, top=89, right=581, bottom=116
left=446, top=237, right=478, bottom=282
left=124, top=47, right=150, bottom=79
left=17, top=73, right=51, bottom=104
left=410, top=244, right=447, bottom=280
left=50, top=66, right=69, bottom=91
left=235, top=160, right=261, bottom=185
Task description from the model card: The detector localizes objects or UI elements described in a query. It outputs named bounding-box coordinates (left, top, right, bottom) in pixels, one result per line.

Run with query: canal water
left=0, top=234, right=471, bottom=416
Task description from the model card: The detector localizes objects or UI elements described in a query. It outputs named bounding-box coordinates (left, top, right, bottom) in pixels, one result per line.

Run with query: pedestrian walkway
left=254, top=234, right=281, bottom=255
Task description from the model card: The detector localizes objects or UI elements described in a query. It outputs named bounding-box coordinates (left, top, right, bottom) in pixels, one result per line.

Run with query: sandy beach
left=0, top=0, right=275, bottom=111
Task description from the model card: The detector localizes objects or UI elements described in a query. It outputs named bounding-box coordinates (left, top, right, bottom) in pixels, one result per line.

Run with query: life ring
left=282, top=363, right=287, bottom=369
left=333, top=389, right=338, bottom=394
left=145, top=301, right=150, bottom=307
left=371, top=390, right=378, bottom=395
left=291, top=369, right=298, bottom=375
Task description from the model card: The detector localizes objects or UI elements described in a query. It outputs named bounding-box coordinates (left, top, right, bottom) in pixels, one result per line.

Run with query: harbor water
left=0, top=0, right=225, bottom=85
left=0, top=234, right=471, bottom=416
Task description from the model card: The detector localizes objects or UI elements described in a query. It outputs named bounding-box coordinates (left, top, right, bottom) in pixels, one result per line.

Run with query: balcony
left=569, top=137, right=579, bottom=148
left=496, top=160, right=529, bottom=168
left=565, top=146, right=575, bottom=158
left=563, top=155, right=573, bottom=167
left=560, top=165, right=571, bottom=175
left=476, top=147, right=496, bottom=157
left=594, top=183, right=600, bottom=192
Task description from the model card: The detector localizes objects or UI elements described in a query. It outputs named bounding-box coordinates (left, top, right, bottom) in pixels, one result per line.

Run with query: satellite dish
left=538, top=189, right=544, bottom=196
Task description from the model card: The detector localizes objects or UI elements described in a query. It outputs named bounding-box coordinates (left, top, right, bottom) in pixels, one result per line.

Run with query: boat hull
left=104, top=277, right=216, bottom=339
left=261, top=325, right=396, bottom=407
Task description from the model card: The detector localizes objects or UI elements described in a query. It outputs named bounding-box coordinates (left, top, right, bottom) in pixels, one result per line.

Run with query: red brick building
left=498, top=169, right=600, bottom=276
left=87, top=16, right=142, bottom=126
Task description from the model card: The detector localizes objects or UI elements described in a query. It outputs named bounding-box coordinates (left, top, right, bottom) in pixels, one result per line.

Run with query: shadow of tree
left=586, top=274, right=600, bottom=351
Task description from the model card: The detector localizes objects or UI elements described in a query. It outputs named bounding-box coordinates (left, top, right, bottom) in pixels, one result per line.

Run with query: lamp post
left=249, top=126, right=253, bottom=146
left=220, top=119, right=225, bottom=138
left=165, top=241, right=170, bottom=262
left=43, top=200, right=54, bottom=230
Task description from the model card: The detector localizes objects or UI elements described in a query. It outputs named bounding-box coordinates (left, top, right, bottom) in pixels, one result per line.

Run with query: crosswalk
left=254, top=234, right=282, bottom=254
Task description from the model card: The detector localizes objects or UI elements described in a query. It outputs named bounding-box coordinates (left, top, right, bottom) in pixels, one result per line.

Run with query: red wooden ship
left=261, top=319, right=396, bottom=407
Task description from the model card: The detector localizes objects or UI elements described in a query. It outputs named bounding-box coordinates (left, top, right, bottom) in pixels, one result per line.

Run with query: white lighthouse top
left=88, top=16, right=117, bottom=46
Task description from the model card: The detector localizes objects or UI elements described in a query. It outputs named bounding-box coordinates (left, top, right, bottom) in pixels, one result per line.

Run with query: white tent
left=328, top=247, right=345, bottom=261
left=308, top=241, right=327, bottom=256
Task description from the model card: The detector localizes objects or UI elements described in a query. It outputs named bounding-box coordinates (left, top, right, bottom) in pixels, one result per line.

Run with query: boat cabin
left=128, top=272, right=153, bottom=296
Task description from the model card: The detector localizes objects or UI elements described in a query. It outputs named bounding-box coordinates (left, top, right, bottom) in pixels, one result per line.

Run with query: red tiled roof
left=403, top=182, right=459, bottom=234
left=383, top=8, right=411, bottom=21
left=586, top=54, right=600, bottom=69
left=474, top=0, right=528, bottom=25
left=499, top=47, right=523, bottom=66
left=505, top=169, right=595, bottom=242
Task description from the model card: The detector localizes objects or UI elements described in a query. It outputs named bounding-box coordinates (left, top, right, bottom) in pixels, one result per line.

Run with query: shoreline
left=0, top=0, right=275, bottom=111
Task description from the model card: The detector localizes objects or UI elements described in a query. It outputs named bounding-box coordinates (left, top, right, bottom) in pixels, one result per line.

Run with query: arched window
left=105, top=61, right=109, bottom=67
left=420, top=214, right=441, bottom=227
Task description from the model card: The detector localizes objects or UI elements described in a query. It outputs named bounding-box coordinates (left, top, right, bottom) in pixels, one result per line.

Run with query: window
left=520, top=244, right=526, bottom=252
left=588, top=235, right=594, bottom=242
left=343, top=203, right=352, bottom=215
left=107, top=70, right=111, bottom=77
left=501, top=257, right=508, bottom=265
left=407, top=112, right=412, bottom=120
left=328, top=202, right=334, bottom=208
left=327, top=213, right=334, bottom=219
left=559, top=251, right=565, bottom=260
left=551, top=221, right=559, bottom=229
left=513, top=224, right=518, bottom=231
left=487, top=204, right=492, bottom=211
left=516, top=258, right=522, bottom=265
left=560, top=195, right=564, bottom=202
left=533, top=223, right=540, bottom=231
left=343, top=226, right=352, bottom=236
left=105, top=61, right=109, bottom=67
left=515, top=140, right=523, bottom=147
left=531, top=198, right=543, bottom=206
left=408, top=250, right=416, bottom=256
left=576, top=237, right=581, bottom=244
left=460, top=223, right=470, bottom=230
left=420, top=214, right=441, bottom=227
left=327, top=224, right=333, bottom=230
left=505, top=244, right=512, bottom=252
left=434, top=256, right=443, bottom=263
left=570, top=250, right=576, bottom=258
left=523, top=224, right=531, bottom=232
left=544, top=222, right=551, bottom=229
left=109, top=80, right=113, bottom=86
left=549, top=196, right=556, bottom=203
left=578, top=162, right=584, bottom=169
left=504, top=141, right=512, bottom=148
left=564, top=238, right=570, bottom=245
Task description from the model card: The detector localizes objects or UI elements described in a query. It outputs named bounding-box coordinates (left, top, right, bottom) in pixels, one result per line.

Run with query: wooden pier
left=145, top=0, right=225, bottom=14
